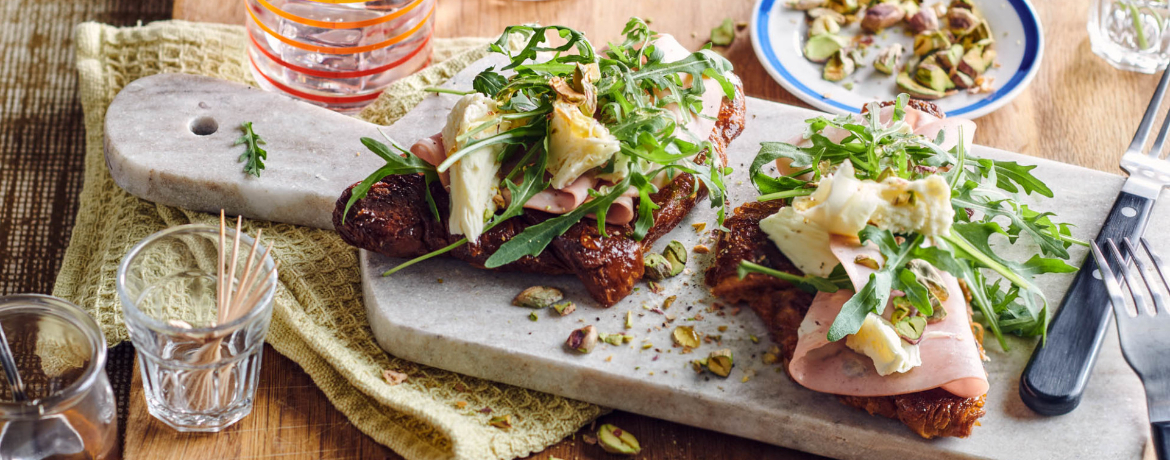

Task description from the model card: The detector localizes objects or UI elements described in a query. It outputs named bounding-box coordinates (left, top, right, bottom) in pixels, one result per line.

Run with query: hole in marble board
left=189, top=116, right=218, bottom=136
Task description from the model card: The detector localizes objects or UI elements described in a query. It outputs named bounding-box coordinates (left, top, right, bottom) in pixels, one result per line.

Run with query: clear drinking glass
left=117, top=224, right=277, bottom=432
left=1090, top=0, right=1170, bottom=73
left=0, top=294, right=118, bottom=460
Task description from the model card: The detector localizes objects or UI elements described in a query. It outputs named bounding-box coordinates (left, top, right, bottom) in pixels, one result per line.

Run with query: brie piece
left=845, top=313, right=922, bottom=376
left=442, top=93, right=508, bottom=243
left=546, top=100, right=621, bottom=190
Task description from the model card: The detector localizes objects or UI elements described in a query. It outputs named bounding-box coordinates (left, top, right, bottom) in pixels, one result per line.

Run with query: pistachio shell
left=873, top=43, right=904, bottom=74
left=512, top=286, right=564, bottom=308
left=597, top=424, right=642, bottom=455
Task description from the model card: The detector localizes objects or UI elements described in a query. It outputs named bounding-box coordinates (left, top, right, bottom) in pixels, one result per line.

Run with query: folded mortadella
left=786, top=236, right=989, bottom=399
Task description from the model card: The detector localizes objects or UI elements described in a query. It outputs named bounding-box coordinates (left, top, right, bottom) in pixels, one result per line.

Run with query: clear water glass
left=0, top=294, right=118, bottom=460
left=117, top=224, right=277, bottom=432
left=1090, top=0, right=1170, bottom=73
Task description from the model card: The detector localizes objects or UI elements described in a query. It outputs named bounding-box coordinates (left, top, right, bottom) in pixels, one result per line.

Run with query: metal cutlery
left=1020, top=68, right=1170, bottom=415
left=1089, top=238, right=1169, bottom=460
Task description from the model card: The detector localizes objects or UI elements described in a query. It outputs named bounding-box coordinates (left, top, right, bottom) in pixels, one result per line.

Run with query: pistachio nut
left=663, top=295, right=677, bottom=310
left=946, top=7, right=979, bottom=36
left=873, top=43, right=904, bottom=74
left=915, top=62, right=955, bottom=93
left=672, top=325, right=701, bottom=349
left=600, top=333, right=625, bottom=346
left=906, top=7, right=939, bottom=33
left=643, top=253, right=673, bottom=281
left=949, top=0, right=976, bottom=11
left=894, top=315, right=927, bottom=344
left=908, top=260, right=949, bottom=302
left=597, top=424, right=642, bottom=455
left=809, top=15, right=840, bottom=37
left=937, top=44, right=964, bottom=71
left=489, top=414, right=513, bottom=429
left=950, top=70, right=975, bottom=89
left=528, top=311, right=538, bottom=322
left=890, top=296, right=914, bottom=324
left=963, top=20, right=993, bottom=47
left=896, top=71, right=946, bottom=100
left=803, top=33, right=849, bottom=63
left=860, top=2, right=905, bottom=33
left=664, top=240, right=688, bottom=276
left=912, top=30, right=951, bottom=56
left=625, top=310, right=633, bottom=329
left=566, top=325, right=598, bottom=353
left=706, top=349, right=734, bottom=377
left=829, top=0, right=860, bottom=14
left=823, top=49, right=856, bottom=82
left=854, top=255, right=881, bottom=270
left=513, top=286, right=564, bottom=309
left=692, top=358, right=709, bottom=374
left=958, top=44, right=996, bottom=77
left=901, top=0, right=919, bottom=18
left=807, top=7, right=846, bottom=23
left=787, top=0, right=826, bottom=10
left=552, top=300, right=576, bottom=316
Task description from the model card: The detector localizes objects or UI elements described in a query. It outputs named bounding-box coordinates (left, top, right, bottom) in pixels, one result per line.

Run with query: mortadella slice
left=786, top=237, right=989, bottom=399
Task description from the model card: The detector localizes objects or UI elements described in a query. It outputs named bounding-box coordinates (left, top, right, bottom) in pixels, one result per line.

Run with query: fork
left=1022, top=69, right=1170, bottom=416
left=1090, top=237, right=1170, bottom=460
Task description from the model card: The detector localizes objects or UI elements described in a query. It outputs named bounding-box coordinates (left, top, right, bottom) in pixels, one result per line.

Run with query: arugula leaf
left=489, top=25, right=596, bottom=70
left=472, top=67, right=508, bottom=97
left=341, top=137, right=436, bottom=224
left=484, top=176, right=633, bottom=268
left=235, top=122, right=267, bottom=177
left=983, top=159, right=1054, bottom=198
left=827, top=228, right=923, bottom=341
left=750, top=142, right=814, bottom=195
left=736, top=260, right=845, bottom=293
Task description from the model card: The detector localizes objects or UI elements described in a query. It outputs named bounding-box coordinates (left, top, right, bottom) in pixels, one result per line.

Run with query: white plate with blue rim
left=750, top=0, right=1043, bottom=119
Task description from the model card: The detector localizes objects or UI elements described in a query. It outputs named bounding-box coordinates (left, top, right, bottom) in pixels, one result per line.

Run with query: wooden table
left=120, top=0, right=1167, bottom=458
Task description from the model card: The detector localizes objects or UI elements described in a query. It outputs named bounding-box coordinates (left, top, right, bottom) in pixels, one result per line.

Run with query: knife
left=1020, top=69, right=1170, bottom=415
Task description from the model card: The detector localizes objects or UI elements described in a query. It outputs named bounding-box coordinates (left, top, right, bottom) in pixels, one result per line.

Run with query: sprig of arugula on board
left=743, top=95, right=1086, bottom=350
left=236, top=122, right=268, bottom=177
left=345, top=18, right=736, bottom=272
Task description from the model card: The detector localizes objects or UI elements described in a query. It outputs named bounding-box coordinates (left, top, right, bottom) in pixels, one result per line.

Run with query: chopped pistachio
left=787, top=0, right=826, bottom=10
left=600, top=333, right=633, bottom=346
left=597, top=424, right=641, bottom=455
left=552, top=301, right=576, bottom=316
left=896, top=70, right=946, bottom=99
left=710, top=18, right=736, bottom=46
left=717, top=325, right=729, bottom=332
left=528, top=312, right=538, bottom=322
left=664, top=240, right=688, bottom=276
left=894, top=315, right=927, bottom=344
left=706, top=349, right=734, bottom=377
left=823, top=49, right=856, bottom=82
left=691, top=222, right=707, bottom=232
left=489, top=415, right=512, bottom=429
left=673, top=326, right=701, bottom=348
left=873, top=43, right=904, bottom=75
left=803, top=33, right=849, bottom=63
left=663, top=295, right=677, bottom=310
left=693, top=244, right=711, bottom=254
left=455, top=401, right=468, bottom=409
left=749, top=334, right=759, bottom=344
left=853, top=255, right=880, bottom=270
left=842, top=82, right=855, bottom=90
left=808, top=7, right=846, bottom=23
left=566, top=325, right=598, bottom=353
left=641, top=342, right=653, bottom=350
left=913, top=30, right=951, bottom=56
left=643, top=253, right=673, bottom=281
left=860, top=2, right=905, bottom=33
left=625, top=311, right=633, bottom=329
left=809, top=15, right=840, bottom=38
left=512, top=286, right=563, bottom=309
left=762, top=350, right=780, bottom=365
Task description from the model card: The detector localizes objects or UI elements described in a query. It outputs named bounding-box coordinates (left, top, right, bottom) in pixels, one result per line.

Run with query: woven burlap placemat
left=59, top=19, right=606, bottom=460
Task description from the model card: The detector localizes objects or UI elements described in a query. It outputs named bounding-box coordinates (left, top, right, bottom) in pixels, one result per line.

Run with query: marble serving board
left=104, top=59, right=1156, bottom=459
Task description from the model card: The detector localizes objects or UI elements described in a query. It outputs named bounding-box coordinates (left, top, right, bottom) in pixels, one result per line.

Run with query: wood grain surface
left=150, top=0, right=1166, bottom=459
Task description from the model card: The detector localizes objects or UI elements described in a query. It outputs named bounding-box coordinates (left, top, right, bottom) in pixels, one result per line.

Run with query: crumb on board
left=382, top=369, right=408, bottom=386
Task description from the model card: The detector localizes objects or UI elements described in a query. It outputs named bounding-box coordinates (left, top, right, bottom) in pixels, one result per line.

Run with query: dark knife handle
left=1019, top=191, right=1154, bottom=416
left=1155, top=421, right=1170, bottom=460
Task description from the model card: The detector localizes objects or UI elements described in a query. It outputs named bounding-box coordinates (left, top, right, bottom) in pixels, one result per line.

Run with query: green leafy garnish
left=235, top=122, right=267, bottom=177
left=745, top=95, right=1084, bottom=349
left=362, top=18, right=734, bottom=275
left=341, top=135, right=439, bottom=225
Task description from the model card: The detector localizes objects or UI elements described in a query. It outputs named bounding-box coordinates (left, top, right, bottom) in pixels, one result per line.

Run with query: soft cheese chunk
left=546, top=100, right=621, bottom=190
left=797, top=160, right=955, bottom=237
left=759, top=160, right=954, bottom=278
left=759, top=207, right=838, bottom=277
left=442, top=93, right=506, bottom=243
left=845, top=313, right=922, bottom=376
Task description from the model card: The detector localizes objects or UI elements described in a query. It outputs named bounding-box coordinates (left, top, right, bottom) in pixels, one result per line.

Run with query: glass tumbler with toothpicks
left=117, top=218, right=277, bottom=432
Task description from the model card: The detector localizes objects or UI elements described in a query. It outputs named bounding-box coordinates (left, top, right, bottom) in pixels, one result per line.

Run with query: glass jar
left=1089, top=0, right=1170, bottom=73
left=0, top=294, right=118, bottom=460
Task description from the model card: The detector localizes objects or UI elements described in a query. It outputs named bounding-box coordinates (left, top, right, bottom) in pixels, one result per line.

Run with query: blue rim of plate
left=752, top=0, right=1043, bottom=117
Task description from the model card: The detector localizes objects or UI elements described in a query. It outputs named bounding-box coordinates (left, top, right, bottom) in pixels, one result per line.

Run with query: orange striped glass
left=245, top=0, right=435, bottom=113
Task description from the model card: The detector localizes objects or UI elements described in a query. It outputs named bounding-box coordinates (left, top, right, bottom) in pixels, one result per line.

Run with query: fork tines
left=1090, top=237, right=1169, bottom=318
